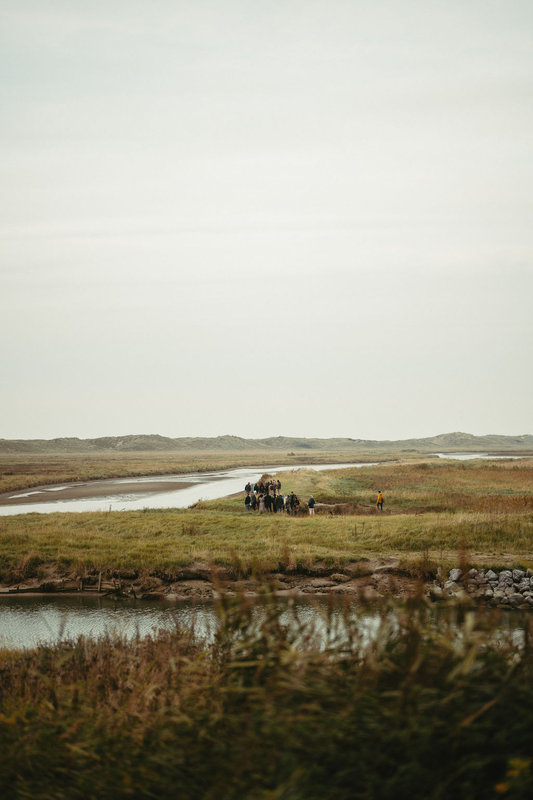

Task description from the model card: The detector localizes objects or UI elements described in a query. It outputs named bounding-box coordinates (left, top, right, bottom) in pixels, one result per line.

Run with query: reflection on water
left=0, top=594, right=527, bottom=651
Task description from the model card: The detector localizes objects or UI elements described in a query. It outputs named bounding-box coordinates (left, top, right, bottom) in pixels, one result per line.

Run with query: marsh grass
left=1, top=592, right=533, bottom=798
left=1, top=507, right=532, bottom=582
left=0, top=450, right=381, bottom=495
left=0, top=461, right=531, bottom=581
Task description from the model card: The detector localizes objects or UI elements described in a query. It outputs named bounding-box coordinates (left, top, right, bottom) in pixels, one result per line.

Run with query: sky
left=1, top=0, right=532, bottom=441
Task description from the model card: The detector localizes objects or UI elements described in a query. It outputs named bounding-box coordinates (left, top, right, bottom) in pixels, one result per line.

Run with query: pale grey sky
left=1, top=0, right=532, bottom=440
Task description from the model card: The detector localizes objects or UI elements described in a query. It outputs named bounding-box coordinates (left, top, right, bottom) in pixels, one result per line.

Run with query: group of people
left=243, top=479, right=315, bottom=516
left=243, top=479, right=385, bottom=516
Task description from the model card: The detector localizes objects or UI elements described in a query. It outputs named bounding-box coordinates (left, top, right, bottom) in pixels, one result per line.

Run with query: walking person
left=308, top=495, right=315, bottom=516
left=245, top=494, right=251, bottom=512
left=376, top=490, right=384, bottom=512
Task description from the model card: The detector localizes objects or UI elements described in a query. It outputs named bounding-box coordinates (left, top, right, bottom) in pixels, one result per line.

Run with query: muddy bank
left=0, top=479, right=197, bottom=505
left=0, top=559, right=421, bottom=601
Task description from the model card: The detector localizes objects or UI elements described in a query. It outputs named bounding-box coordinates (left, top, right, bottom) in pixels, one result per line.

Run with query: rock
left=444, top=581, right=458, bottom=592
left=476, top=574, right=488, bottom=584
left=517, top=580, right=531, bottom=592
left=429, top=585, right=444, bottom=600
left=513, top=569, right=526, bottom=581
left=486, top=569, right=498, bottom=581
left=330, top=573, right=350, bottom=583
left=492, top=590, right=505, bottom=601
left=361, top=586, right=383, bottom=602
left=484, top=587, right=494, bottom=597
left=499, top=570, right=513, bottom=580
left=509, top=594, right=525, bottom=606
left=308, top=578, right=334, bottom=588
left=449, top=568, right=462, bottom=582
left=466, top=568, right=478, bottom=578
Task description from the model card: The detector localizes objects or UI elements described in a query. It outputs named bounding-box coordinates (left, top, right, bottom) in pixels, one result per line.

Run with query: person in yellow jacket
left=376, top=491, right=384, bottom=512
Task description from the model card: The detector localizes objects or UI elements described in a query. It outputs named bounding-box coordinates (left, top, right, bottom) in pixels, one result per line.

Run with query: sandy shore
left=0, top=479, right=197, bottom=506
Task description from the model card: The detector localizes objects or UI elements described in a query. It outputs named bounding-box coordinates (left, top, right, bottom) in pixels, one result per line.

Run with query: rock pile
left=434, top=567, right=533, bottom=609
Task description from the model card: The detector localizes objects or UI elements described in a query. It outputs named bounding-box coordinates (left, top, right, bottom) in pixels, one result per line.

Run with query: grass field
left=0, top=459, right=532, bottom=582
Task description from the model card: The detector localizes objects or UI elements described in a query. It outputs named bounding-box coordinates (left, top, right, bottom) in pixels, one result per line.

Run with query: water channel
left=0, top=462, right=374, bottom=516
left=0, top=593, right=527, bottom=651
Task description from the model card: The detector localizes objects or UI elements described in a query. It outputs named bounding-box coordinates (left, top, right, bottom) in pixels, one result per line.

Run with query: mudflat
left=0, top=479, right=197, bottom=505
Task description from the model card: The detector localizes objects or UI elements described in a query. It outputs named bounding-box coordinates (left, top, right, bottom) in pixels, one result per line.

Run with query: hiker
left=258, top=494, right=265, bottom=513
left=250, top=493, right=258, bottom=511
left=308, top=495, right=315, bottom=516
left=264, top=493, right=273, bottom=512
left=376, top=490, right=384, bottom=512
left=275, top=494, right=284, bottom=513
left=245, top=482, right=251, bottom=494
left=277, top=480, right=281, bottom=492
left=245, top=494, right=251, bottom=512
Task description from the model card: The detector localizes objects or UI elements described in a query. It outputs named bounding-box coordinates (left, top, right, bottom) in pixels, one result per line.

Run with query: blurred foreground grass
left=1, top=593, right=533, bottom=798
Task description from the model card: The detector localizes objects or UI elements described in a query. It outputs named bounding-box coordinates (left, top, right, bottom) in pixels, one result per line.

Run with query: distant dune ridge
left=0, top=432, right=532, bottom=454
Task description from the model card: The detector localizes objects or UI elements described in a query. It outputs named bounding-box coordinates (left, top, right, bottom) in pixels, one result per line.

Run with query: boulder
left=513, top=569, right=526, bottom=581
left=449, top=568, right=462, bottom=582
left=509, top=593, right=525, bottom=606
left=486, top=569, right=498, bottom=581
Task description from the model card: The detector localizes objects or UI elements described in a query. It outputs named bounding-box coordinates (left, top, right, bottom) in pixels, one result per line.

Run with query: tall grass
left=1, top=593, right=533, bottom=798
left=1, top=508, right=532, bottom=582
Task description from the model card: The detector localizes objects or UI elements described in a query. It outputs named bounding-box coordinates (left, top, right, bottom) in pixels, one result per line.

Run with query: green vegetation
left=1, top=594, right=533, bottom=798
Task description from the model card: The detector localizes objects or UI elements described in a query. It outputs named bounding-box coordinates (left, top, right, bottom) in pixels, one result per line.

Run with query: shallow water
left=0, top=594, right=527, bottom=651
left=0, top=594, right=368, bottom=650
left=0, top=462, right=376, bottom=516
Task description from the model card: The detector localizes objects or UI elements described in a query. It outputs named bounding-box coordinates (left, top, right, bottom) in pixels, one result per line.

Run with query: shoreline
left=0, top=559, right=419, bottom=601
left=0, top=478, right=198, bottom=505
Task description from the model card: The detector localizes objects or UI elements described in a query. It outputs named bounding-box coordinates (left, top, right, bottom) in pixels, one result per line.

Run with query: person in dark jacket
left=308, top=496, right=315, bottom=516
left=244, top=494, right=251, bottom=511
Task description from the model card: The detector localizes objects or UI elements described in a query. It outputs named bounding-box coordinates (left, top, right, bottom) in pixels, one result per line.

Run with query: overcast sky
left=1, top=0, right=532, bottom=441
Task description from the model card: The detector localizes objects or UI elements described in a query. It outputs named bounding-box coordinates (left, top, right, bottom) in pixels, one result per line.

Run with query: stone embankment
left=432, top=568, right=533, bottom=609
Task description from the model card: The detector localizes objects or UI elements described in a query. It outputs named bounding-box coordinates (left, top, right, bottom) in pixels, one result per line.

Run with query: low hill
left=0, top=432, right=532, bottom=454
